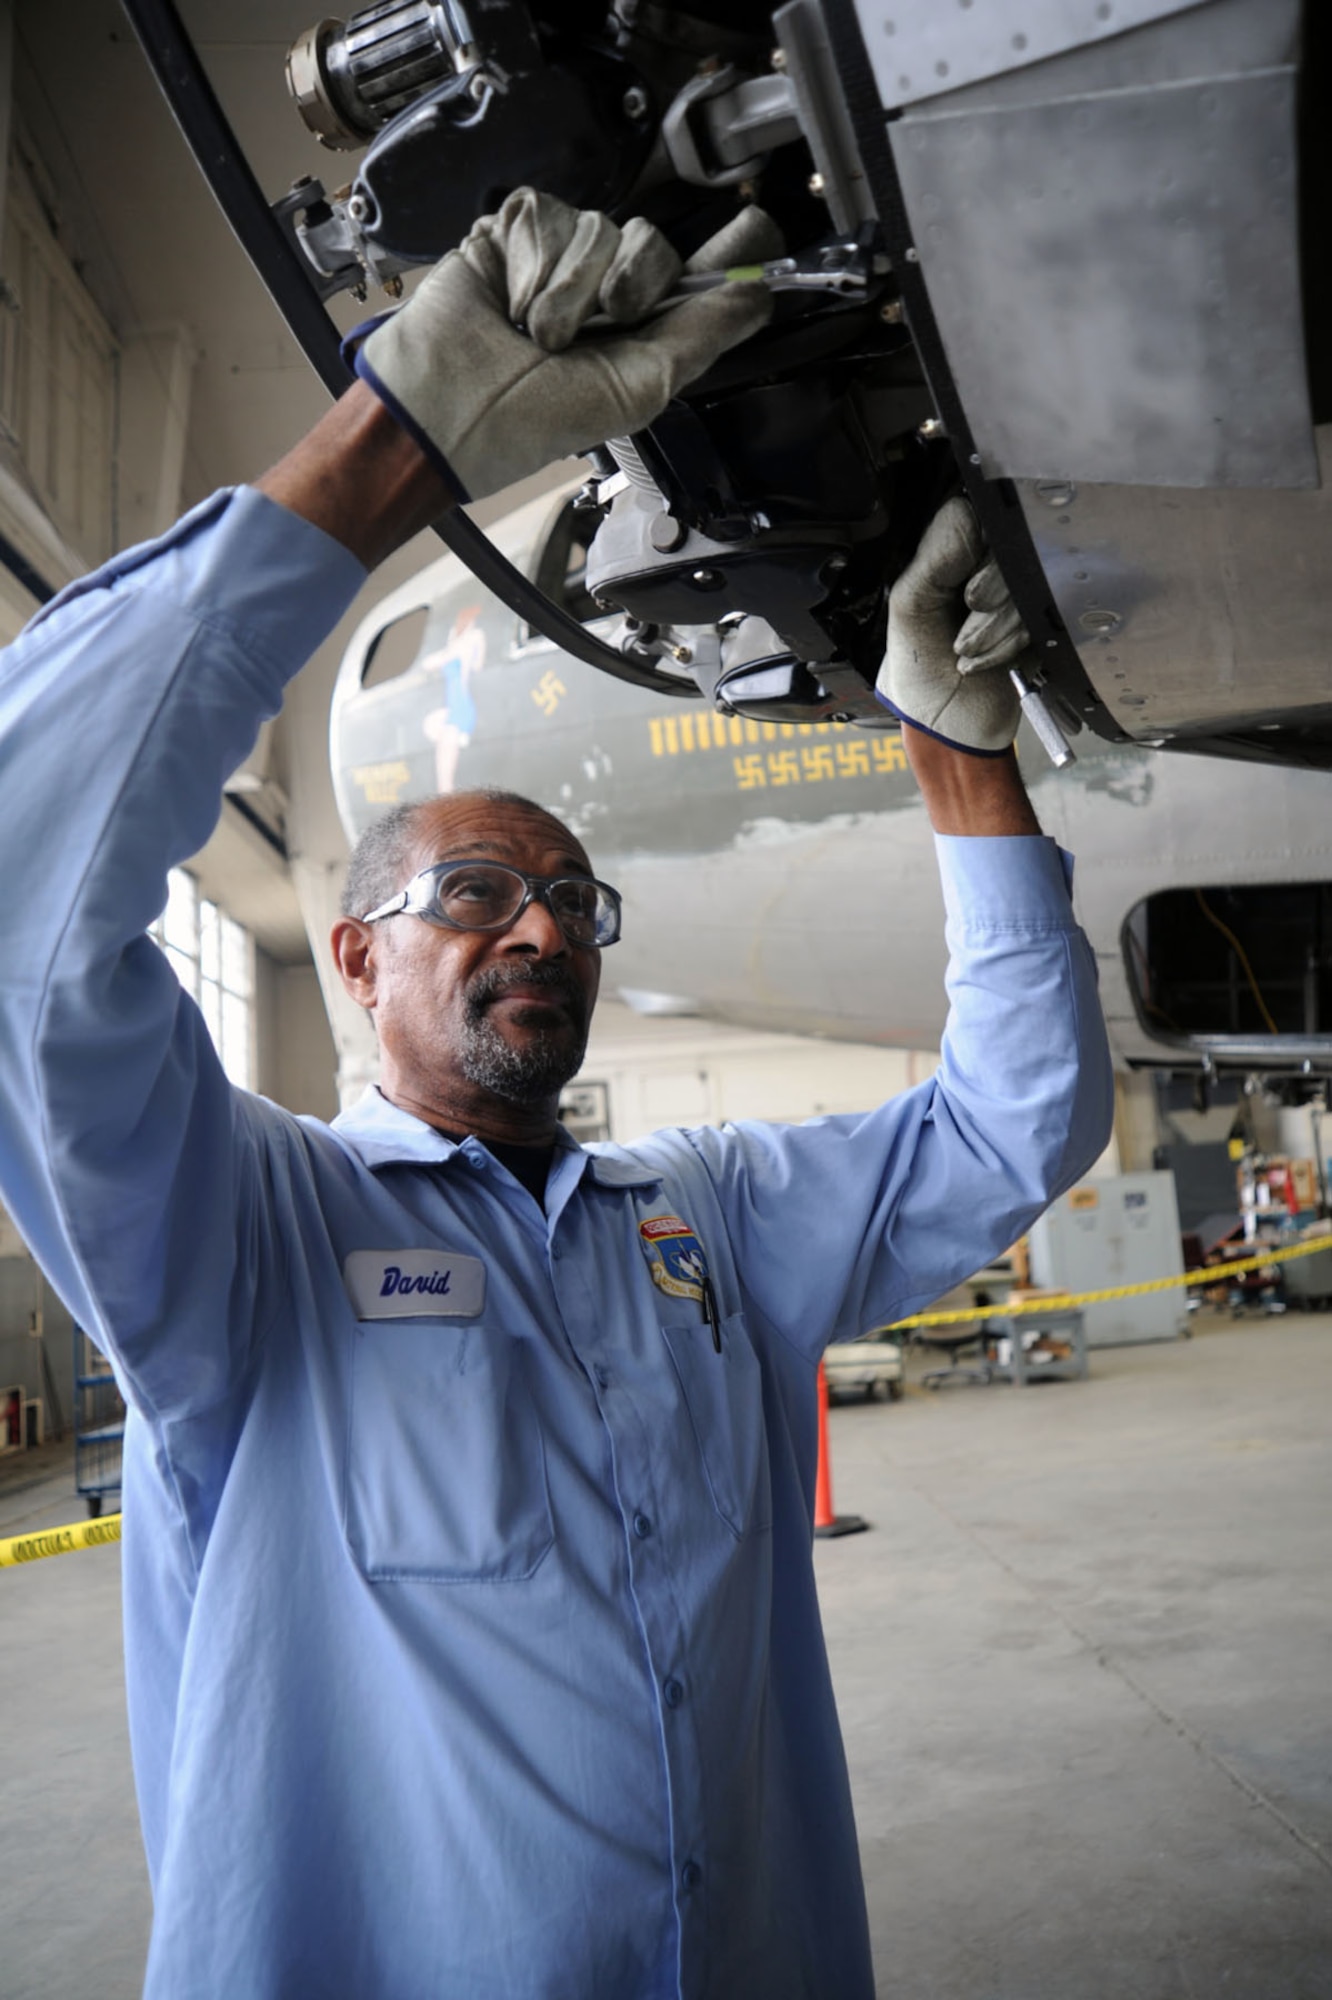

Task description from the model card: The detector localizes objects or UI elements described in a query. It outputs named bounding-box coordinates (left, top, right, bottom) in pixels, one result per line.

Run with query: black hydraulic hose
left=118, top=0, right=695, bottom=699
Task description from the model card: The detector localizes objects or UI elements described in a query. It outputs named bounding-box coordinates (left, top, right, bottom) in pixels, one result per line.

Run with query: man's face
left=365, top=798, right=603, bottom=1117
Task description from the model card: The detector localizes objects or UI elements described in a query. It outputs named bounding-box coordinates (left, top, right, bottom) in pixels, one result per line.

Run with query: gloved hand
left=875, top=497, right=1030, bottom=756
left=355, top=188, right=773, bottom=503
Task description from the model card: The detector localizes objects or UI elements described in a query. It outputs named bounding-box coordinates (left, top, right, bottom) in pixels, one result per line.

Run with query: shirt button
left=633, top=1512, right=653, bottom=1539
left=663, top=1676, right=684, bottom=1709
left=681, top=1860, right=702, bottom=1891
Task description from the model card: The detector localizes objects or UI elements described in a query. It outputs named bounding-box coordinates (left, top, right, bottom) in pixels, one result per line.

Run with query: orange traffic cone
left=814, top=1360, right=869, bottom=1539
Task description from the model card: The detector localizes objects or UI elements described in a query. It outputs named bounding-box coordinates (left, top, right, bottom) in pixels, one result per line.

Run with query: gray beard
left=458, top=961, right=590, bottom=1108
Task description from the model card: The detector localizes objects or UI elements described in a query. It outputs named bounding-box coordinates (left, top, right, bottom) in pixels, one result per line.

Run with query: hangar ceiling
left=7, top=0, right=562, bottom=965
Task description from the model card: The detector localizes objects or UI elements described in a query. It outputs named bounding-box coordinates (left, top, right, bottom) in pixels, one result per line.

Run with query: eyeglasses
left=360, top=859, right=623, bottom=949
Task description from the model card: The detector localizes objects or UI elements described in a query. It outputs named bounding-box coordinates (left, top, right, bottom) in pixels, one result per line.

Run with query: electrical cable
left=1193, top=890, right=1280, bottom=1034
left=117, top=0, right=697, bottom=701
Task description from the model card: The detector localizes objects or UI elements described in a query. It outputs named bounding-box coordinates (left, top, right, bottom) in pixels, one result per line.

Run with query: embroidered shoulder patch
left=638, top=1215, right=707, bottom=1303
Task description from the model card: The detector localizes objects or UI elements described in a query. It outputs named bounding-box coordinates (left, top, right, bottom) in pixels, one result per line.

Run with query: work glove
left=875, top=496, right=1028, bottom=756
left=355, top=188, right=773, bottom=503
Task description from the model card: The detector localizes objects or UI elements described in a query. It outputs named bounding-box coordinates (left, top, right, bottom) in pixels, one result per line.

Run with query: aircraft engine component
left=582, top=343, right=955, bottom=713
left=288, top=3, right=653, bottom=264
left=248, top=0, right=1332, bottom=765
left=277, top=0, right=969, bottom=723
left=286, top=5, right=476, bottom=149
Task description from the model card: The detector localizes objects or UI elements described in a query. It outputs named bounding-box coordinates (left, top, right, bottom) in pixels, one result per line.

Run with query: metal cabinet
left=1029, top=1171, right=1187, bottom=1347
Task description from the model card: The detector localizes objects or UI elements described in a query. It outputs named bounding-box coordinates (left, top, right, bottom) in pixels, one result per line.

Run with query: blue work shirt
left=0, top=487, right=1113, bottom=1998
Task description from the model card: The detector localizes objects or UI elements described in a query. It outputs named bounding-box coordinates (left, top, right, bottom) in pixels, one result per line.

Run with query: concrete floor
left=1, top=1310, right=1329, bottom=1998
left=818, top=1312, right=1332, bottom=1999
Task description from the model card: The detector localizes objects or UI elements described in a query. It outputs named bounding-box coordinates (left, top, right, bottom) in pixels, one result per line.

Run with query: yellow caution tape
left=6, top=1231, right=1332, bottom=1547
left=883, top=1232, right=1332, bottom=1332
left=0, top=1512, right=122, bottom=1568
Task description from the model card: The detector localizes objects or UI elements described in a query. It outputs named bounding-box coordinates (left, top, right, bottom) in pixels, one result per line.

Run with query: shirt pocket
left=660, top=1310, right=773, bottom=1539
left=344, top=1320, right=554, bottom=1583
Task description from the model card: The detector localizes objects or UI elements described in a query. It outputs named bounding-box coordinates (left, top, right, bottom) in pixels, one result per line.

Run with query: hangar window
left=0, top=151, right=117, bottom=568
left=1124, top=883, right=1332, bottom=1044
left=152, top=870, right=256, bottom=1089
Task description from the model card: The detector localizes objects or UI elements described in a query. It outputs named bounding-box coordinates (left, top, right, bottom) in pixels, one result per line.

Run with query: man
left=0, top=190, right=1112, bottom=1997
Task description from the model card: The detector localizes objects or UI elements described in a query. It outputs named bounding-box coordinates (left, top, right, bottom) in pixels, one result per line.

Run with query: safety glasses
left=360, top=859, right=622, bottom=949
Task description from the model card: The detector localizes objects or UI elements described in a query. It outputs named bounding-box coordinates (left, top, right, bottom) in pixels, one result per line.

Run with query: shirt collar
left=331, top=1087, right=663, bottom=1187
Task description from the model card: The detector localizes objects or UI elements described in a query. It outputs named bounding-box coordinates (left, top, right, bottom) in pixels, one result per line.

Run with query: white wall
left=579, top=998, right=940, bottom=1143
left=254, top=950, right=339, bottom=1119
left=274, top=963, right=340, bottom=1121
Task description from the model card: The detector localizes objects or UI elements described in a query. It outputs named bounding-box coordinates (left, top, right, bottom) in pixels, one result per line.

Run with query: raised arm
left=0, top=190, right=769, bottom=1419
left=650, top=499, right=1113, bottom=1357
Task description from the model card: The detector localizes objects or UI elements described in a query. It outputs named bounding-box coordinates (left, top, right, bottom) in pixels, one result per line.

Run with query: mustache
left=465, top=959, right=587, bottom=1025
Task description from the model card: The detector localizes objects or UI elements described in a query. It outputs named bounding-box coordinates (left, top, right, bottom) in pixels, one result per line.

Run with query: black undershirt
left=436, top=1129, right=555, bottom=1206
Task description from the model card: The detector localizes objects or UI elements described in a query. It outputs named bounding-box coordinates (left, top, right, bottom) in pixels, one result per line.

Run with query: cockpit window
left=522, top=494, right=603, bottom=640
left=360, top=607, right=428, bottom=689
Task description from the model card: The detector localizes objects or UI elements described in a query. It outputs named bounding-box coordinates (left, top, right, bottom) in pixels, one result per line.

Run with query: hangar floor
left=2, top=1310, right=1329, bottom=1998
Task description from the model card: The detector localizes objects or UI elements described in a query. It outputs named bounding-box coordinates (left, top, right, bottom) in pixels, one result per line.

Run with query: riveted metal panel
left=853, top=0, right=1204, bottom=109
left=890, top=62, right=1314, bottom=488
left=1016, top=427, right=1332, bottom=738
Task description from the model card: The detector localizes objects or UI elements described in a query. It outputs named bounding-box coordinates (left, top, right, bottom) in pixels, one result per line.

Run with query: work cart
left=73, top=1326, right=123, bottom=1518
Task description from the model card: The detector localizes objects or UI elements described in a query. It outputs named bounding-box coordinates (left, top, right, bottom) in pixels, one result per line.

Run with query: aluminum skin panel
left=889, top=57, right=1314, bottom=489
left=1018, top=426, right=1332, bottom=738
left=852, top=0, right=1203, bottom=109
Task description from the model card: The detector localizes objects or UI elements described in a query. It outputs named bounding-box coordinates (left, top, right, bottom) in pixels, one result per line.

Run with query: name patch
left=344, top=1249, right=486, bottom=1320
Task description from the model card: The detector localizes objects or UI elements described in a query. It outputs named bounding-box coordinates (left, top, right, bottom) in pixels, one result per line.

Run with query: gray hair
left=339, top=789, right=570, bottom=919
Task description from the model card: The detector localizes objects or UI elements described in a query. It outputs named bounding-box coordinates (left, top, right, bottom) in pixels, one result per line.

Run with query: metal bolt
left=1035, top=480, right=1076, bottom=507
left=808, top=172, right=826, bottom=196
left=649, top=511, right=687, bottom=554
left=904, top=246, right=920, bottom=263
left=622, top=84, right=649, bottom=119
left=771, top=47, right=787, bottom=69
left=1079, top=608, right=1122, bottom=636
left=879, top=299, right=904, bottom=324
left=382, top=274, right=403, bottom=299
left=748, top=509, right=772, bottom=534
left=969, top=452, right=982, bottom=466
left=918, top=416, right=945, bottom=440
left=347, top=193, right=370, bottom=224
left=691, top=568, right=724, bottom=589
left=669, top=643, right=694, bottom=664
left=1046, top=639, right=1059, bottom=649
left=593, top=595, right=611, bottom=612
